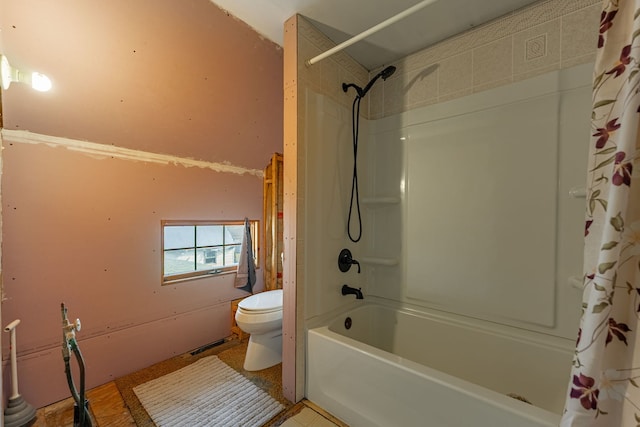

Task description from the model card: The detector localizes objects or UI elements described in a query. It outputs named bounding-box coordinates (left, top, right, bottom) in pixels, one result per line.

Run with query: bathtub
left=306, top=299, right=574, bottom=427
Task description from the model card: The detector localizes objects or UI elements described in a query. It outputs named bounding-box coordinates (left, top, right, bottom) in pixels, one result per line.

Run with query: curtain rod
left=305, top=0, right=439, bottom=67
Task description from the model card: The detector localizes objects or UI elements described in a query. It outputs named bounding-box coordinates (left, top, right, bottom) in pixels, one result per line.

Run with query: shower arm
left=342, top=83, right=364, bottom=98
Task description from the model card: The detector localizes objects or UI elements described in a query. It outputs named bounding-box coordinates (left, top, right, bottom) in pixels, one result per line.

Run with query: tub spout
left=342, top=284, right=363, bottom=299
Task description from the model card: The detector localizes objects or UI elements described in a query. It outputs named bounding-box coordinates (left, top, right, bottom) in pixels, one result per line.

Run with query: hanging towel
left=235, top=218, right=256, bottom=293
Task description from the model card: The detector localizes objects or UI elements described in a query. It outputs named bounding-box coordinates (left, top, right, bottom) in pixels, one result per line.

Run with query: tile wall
left=295, top=0, right=601, bottom=119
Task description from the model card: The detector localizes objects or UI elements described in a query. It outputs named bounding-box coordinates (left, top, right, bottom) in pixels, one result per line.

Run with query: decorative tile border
left=378, top=0, right=600, bottom=118
left=526, top=34, right=548, bottom=60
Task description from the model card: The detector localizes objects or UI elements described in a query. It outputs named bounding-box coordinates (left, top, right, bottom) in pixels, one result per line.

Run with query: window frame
left=161, top=219, right=259, bottom=285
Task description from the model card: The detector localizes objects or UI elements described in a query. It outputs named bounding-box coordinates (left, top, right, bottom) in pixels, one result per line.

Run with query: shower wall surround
left=368, top=63, right=592, bottom=338
left=286, top=0, right=600, bottom=397
left=283, top=14, right=371, bottom=402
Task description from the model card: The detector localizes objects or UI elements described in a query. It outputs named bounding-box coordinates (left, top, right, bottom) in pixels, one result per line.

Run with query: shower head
left=379, top=65, right=397, bottom=80
left=342, top=65, right=397, bottom=99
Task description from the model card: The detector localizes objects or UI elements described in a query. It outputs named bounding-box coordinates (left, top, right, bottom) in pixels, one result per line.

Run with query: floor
left=32, top=389, right=343, bottom=427
left=30, top=342, right=347, bottom=427
left=279, top=407, right=342, bottom=427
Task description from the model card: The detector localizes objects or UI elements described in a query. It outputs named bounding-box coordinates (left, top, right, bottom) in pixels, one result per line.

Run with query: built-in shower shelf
left=568, top=187, right=586, bottom=198
left=568, top=276, right=584, bottom=290
left=361, top=257, right=399, bottom=266
left=361, top=197, right=401, bottom=205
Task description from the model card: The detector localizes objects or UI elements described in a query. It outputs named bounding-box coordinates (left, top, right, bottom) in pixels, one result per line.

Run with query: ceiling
left=211, top=0, right=542, bottom=70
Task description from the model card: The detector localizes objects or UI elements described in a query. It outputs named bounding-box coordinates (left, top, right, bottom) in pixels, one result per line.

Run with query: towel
left=234, top=218, right=256, bottom=293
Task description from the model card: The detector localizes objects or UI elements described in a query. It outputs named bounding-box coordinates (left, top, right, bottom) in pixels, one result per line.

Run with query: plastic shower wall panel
left=404, top=84, right=562, bottom=327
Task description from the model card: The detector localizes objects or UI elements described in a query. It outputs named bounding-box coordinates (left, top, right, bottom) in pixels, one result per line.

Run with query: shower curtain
left=561, top=1, right=640, bottom=426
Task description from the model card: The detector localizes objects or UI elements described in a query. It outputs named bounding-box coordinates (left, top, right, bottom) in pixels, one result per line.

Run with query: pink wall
left=0, top=0, right=282, bottom=169
left=0, top=0, right=282, bottom=408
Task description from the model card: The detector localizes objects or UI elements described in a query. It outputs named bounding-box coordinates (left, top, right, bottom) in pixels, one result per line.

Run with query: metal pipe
left=305, top=0, right=439, bottom=66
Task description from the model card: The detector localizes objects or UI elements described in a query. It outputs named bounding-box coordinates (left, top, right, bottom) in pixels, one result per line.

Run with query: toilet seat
left=238, top=289, right=282, bottom=313
left=237, top=306, right=281, bottom=315
left=235, top=308, right=282, bottom=326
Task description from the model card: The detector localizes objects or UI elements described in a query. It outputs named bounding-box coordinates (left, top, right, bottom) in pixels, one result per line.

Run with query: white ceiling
left=210, top=0, right=542, bottom=70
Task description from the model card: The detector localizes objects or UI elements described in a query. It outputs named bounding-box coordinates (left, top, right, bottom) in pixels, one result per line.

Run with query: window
left=162, top=220, right=258, bottom=284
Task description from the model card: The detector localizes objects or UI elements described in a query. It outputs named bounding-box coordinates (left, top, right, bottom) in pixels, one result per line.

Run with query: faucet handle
left=338, top=248, right=361, bottom=273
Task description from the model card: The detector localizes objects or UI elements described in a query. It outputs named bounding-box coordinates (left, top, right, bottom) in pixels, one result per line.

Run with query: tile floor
left=281, top=407, right=342, bottom=427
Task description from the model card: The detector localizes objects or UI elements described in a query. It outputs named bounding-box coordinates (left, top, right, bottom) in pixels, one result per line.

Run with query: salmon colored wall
left=0, top=0, right=282, bottom=408
left=0, top=0, right=282, bottom=169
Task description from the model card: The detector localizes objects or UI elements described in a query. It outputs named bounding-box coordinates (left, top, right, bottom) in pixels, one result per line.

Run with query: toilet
left=234, top=289, right=283, bottom=371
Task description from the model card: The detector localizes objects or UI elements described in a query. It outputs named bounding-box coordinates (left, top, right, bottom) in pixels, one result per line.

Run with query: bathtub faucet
left=342, top=284, right=363, bottom=299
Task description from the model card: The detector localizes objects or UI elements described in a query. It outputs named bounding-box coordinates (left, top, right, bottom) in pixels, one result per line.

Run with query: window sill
left=162, top=267, right=260, bottom=286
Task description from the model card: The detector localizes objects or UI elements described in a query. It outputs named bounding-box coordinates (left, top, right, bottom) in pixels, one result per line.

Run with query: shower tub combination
left=307, top=299, right=574, bottom=427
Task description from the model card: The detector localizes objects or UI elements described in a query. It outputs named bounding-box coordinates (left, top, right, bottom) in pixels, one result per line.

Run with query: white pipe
left=4, top=320, right=20, bottom=332
left=4, top=320, right=21, bottom=399
left=305, top=0, right=439, bottom=66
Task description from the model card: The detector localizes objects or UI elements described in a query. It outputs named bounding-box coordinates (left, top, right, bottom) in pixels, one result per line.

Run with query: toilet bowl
left=234, top=289, right=283, bottom=371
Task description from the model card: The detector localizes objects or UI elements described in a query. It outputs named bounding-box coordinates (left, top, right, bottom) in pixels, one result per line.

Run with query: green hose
left=61, top=303, right=93, bottom=427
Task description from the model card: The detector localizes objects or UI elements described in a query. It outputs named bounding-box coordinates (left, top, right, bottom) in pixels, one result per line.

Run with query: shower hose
left=348, top=94, right=363, bottom=243
left=61, top=303, right=93, bottom=427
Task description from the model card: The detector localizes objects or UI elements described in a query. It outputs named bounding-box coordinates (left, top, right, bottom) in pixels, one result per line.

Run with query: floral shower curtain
left=561, top=1, right=640, bottom=426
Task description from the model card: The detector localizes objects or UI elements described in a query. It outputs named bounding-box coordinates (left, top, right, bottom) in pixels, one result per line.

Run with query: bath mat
left=133, top=355, right=285, bottom=427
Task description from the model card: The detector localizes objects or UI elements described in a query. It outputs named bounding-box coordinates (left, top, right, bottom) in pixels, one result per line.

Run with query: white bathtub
left=306, top=300, right=574, bottom=427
